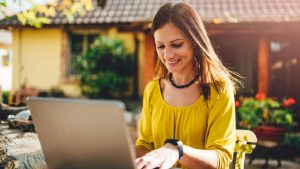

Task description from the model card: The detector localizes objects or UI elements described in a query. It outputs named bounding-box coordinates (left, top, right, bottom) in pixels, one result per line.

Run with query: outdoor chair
left=231, top=129, right=257, bottom=169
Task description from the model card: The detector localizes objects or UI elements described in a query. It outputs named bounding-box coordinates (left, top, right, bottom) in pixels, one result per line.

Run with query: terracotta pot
left=253, top=125, right=285, bottom=142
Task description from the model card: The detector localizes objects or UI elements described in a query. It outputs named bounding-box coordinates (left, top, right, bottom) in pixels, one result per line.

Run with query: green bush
left=76, top=35, right=133, bottom=99
left=236, top=93, right=297, bottom=130
left=285, top=132, right=300, bottom=147
left=2, top=91, right=10, bottom=104
left=49, top=87, right=65, bottom=98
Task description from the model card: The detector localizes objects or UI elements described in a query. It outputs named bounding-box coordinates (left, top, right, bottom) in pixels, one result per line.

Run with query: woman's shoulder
left=144, top=79, right=159, bottom=92
left=207, top=80, right=235, bottom=114
left=143, top=79, right=161, bottom=98
left=209, top=80, right=234, bottom=100
left=143, top=79, right=162, bottom=106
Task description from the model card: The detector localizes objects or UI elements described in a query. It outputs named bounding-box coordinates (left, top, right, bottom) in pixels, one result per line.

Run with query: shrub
left=2, top=91, right=10, bottom=104
left=76, top=35, right=133, bottom=99
left=236, top=93, right=297, bottom=130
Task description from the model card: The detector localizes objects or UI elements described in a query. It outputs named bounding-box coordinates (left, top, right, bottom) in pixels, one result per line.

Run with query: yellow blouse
left=135, top=80, right=236, bottom=169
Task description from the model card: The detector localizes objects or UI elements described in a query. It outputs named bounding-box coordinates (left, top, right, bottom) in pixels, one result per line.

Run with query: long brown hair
left=151, top=2, right=241, bottom=100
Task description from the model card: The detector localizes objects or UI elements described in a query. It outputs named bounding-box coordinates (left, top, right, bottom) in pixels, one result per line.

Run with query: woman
left=135, top=2, right=239, bottom=169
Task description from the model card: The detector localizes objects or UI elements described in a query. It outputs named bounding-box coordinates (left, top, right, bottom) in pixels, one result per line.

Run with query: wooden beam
left=143, top=33, right=155, bottom=91
left=206, top=22, right=300, bottom=36
left=258, top=37, right=269, bottom=95
left=60, top=27, right=68, bottom=83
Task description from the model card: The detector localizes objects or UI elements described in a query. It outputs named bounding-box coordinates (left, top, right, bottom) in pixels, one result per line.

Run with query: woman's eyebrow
left=169, top=39, right=184, bottom=43
left=156, top=39, right=184, bottom=44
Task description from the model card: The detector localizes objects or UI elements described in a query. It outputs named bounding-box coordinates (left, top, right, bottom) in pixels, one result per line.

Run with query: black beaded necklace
left=169, top=73, right=199, bottom=89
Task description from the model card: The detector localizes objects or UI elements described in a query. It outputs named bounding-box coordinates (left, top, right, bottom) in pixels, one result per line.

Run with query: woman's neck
left=171, top=70, right=197, bottom=85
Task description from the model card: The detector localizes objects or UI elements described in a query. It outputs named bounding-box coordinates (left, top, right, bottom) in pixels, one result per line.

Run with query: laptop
left=27, top=97, right=136, bottom=169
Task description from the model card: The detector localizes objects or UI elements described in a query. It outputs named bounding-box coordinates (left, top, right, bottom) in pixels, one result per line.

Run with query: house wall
left=11, top=26, right=146, bottom=98
left=12, top=28, right=62, bottom=91
left=107, top=28, right=135, bottom=53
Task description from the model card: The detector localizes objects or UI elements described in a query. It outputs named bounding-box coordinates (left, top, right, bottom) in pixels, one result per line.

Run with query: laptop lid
left=27, top=97, right=136, bottom=169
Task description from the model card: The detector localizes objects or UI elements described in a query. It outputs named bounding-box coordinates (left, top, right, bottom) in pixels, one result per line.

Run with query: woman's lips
left=167, top=59, right=181, bottom=67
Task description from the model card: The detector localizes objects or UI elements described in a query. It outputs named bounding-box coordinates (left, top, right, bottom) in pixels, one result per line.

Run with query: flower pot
left=253, top=126, right=285, bottom=143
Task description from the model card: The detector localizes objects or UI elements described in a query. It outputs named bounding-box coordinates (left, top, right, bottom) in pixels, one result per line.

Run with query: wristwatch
left=164, top=139, right=183, bottom=160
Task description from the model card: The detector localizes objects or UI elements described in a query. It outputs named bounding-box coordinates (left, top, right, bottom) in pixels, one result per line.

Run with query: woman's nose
left=164, top=48, right=175, bottom=60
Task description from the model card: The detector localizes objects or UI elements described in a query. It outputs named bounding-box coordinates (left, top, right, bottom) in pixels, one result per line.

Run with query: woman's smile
left=167, top=58, right=182, bottom=67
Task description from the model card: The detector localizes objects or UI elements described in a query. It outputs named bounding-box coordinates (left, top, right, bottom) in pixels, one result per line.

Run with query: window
left=67, top=32, right=98, bottom=76
left=210, top=34, right=258, bottom=96
left=269, top=37, right=300, bottom=99
left=0, top=48, right=12, bottom=91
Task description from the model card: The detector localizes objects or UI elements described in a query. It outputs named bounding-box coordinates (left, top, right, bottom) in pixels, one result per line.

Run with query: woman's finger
left=159, top=161, right=172, bottom=169
left=136, top=152, right=159, bottom=169
left=136, top=156, right=150, bottom=169
left=143, top=153, right=164, bottom=169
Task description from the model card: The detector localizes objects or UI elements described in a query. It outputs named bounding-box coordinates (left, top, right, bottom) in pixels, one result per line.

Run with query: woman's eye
left=157, top=45, right=165, bottom=49
left=172, top=43, right=183, bottom=48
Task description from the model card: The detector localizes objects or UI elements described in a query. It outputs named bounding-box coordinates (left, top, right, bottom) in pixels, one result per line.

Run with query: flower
left=283, top=98, right=296, bottom=107
left=236, top=94, right=297, bottom=130
left=235, top=100, right=240, bottom=107
left=255, top=92, right=266, bottom=100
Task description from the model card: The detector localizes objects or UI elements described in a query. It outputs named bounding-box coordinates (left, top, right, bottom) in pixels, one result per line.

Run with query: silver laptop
left=27, top=97, right=136, bottom=169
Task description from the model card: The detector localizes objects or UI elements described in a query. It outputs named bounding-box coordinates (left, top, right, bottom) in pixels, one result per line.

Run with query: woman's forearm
left=178, top=145, right=218, bottom=169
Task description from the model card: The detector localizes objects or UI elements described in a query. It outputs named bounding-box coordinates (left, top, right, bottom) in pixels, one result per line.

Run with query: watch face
left=165, top=139, right=179, bottom=145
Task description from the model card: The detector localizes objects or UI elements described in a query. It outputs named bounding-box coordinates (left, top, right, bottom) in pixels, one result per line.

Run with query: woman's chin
left=167, top=68, right=180, bottom=74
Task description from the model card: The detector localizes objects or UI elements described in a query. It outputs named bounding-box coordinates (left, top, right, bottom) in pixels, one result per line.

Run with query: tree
left=0, top=0, right=106, bottom=28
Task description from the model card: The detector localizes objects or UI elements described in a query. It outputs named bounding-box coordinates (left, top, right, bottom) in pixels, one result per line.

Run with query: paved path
left=0, top=125, right=46, bottom=169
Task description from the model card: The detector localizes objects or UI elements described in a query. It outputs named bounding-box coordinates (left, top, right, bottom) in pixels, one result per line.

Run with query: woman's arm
left=178, top=145, right=218, bottom=169
left=135, top=143, right=218, bottom=169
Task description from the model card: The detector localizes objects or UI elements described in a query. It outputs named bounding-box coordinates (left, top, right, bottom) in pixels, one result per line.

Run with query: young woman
left=135, top=2, right=239, bottom=169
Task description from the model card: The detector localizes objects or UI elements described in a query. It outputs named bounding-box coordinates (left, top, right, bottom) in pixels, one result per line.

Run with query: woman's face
left=154, top=22, right=194, bottom=74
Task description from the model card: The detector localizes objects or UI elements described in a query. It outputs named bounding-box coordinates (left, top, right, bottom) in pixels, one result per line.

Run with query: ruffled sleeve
left=205, top=83, right=236, bottom=169
left=135, top=81, right=155, bottom=151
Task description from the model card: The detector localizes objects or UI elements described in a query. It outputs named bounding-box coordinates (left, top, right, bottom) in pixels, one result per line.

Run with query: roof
left=1, top=0, right=300, bottom=26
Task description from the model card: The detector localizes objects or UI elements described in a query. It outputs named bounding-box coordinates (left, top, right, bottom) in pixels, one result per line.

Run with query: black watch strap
left=164, top=139, right=183, bottom=160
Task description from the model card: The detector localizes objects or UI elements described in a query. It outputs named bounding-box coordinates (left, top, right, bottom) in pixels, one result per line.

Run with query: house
left=0, top=0, right=300, bottom=101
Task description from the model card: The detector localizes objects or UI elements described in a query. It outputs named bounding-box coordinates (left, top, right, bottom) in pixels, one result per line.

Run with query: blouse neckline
left=155, top=79, right=204, bottom=110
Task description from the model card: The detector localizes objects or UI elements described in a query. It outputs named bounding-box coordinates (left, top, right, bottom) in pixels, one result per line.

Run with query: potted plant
left=236, top=93, right=297, bottom=142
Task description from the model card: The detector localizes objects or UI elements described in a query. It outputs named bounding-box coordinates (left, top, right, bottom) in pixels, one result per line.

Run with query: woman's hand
left=135, top=143, right=179, bottom=169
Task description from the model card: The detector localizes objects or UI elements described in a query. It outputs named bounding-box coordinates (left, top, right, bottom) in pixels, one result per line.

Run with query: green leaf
left=17, top=14, right=27, bottom=25
left=66, top=13, right=74, bottom=23
left=0, top=1, right=7, bottom=7
left=38, top=17, right=51, bottom=24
